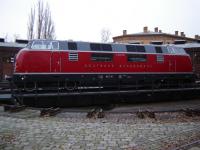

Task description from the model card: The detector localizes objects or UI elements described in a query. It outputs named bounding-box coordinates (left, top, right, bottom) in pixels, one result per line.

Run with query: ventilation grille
left=69, top=52, right=78, bottom=61
left=157, top=55, right=164, bottom=62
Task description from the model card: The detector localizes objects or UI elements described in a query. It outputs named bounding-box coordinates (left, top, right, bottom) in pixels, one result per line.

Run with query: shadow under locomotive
left=11, top=73, right=200, bottom=107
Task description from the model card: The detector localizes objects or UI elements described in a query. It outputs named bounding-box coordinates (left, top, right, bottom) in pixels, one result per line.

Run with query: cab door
left=51, top=41, right=61, bottom=72
left=167, top=47, right=176, bottom=72
left=169, top=58, right=176, bottom=72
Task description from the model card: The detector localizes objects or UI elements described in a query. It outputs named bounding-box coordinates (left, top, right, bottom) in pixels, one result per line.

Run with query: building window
left=127, top=54, right=147, bottom=62
left=91, top=53, right=113, bottom=62
left=2, top=57, right=13, bottom=63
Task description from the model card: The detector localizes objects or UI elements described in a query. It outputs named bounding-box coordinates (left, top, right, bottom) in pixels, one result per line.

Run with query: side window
left=68, top=42, right=77, bottom=50
left=155, top=47, right=162, bottom=53
left=101, top=44, right=112, bottom=51
left=91, top=53, right=113, bottom=62
left=173, top=47, right=187, bottom=55
left=126, top=45, right=137, bottom=52
left=161, top=47, right=169, bottom=54
left=59, top=41, right=68, bottom=50
left=126, top=45, right=145, bottom=52
left=136, top=45, right=145, bottom=52
left=90, top=44, right=101, bottom=51
left=90, top=43, right=112, bottom=51
left=112, top=44, right=126, bottom=52
left=145, top=45, right=156, bottom=53
left=127, top=54, right=147, bottom=62
left=77, top=42, right=90, bottom=51
left=167, top=47, right=175, bottom=54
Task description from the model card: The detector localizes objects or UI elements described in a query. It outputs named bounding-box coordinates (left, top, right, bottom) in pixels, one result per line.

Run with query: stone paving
left=0, top=107, right=200, bottom=150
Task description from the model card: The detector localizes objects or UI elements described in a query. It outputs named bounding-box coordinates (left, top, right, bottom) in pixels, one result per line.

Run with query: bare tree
left=27, top=0, right=56, bottom=40
left=27, top=7, right=35, bottom=40
left=101, top=28, right=111, bottom=43
left=37, top=0, right=44, bottom=39
left=42, top=4, right=55, bottom=39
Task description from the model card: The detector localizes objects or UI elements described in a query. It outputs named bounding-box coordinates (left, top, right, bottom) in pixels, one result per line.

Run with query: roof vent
left=195, top=35, right=199, bottom=39
left=143, top=26, right=148, bottom=33
left=15, top=39, right=29, bottom=44
left=180, top=32, right=185, bottom=37
left=175, top=31, right=179, bottom=36
left=154, top=27, right=158, bottom=32
left=123, top=30, right=127, bottom=35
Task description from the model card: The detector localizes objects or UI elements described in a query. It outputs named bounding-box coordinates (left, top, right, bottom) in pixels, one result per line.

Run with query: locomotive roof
left=27, top=39, right=188, bottom=55
left=29, top=39, right=167, bottom=47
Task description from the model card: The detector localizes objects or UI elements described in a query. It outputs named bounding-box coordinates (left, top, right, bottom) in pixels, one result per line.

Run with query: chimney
left=123, top=30, right=127, bottom=35
left=159, top=30, right=162, bottom=33
left=143, top=26, right=148, bottom=33
left=195, top=35, right=199, bottom=39
left=154, top=27, right=158, bottom=32
left=175, top=31, right=179, bottom=36
left=181, top=32, right=184, bottom=37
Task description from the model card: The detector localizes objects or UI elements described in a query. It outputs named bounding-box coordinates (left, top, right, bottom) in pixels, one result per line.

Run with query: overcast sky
left=0, top=0, right=200, bottom=42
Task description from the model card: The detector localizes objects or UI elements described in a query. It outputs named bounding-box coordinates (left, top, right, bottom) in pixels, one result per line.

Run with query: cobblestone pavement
left=0, top=106, right=200, bottom=150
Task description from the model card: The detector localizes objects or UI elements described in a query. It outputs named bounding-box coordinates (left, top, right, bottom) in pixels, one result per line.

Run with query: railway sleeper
left=136, top=110, right=156, bottom=119
left=86, top=107, right=105, bottom=119
left=3, top=104, right=26, bottom=113
left=40, top=107, right=61, bottom=117
left=182, top=108, right=200, bottom=117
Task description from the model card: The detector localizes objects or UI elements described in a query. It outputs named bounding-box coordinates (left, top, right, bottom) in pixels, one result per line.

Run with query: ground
left=0, top=104, right=200, bottom=150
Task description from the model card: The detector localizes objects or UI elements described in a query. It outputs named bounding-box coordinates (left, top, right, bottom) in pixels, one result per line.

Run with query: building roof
left=175, top=43, right=200, bottom=48
left=113, top=31, right=198, bottom=41
left=0, top=42, right=26, bottom=48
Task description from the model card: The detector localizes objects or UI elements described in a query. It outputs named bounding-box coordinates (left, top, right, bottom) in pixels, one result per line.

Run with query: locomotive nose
left=14, top=50, right=26, bottom=73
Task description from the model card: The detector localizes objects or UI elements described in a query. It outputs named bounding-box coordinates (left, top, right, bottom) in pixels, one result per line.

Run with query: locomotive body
left=13, top=40, right=194, bottom=91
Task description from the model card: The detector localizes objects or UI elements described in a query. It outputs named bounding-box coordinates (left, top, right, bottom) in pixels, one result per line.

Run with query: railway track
left=173, top=139, right=200, bottom=150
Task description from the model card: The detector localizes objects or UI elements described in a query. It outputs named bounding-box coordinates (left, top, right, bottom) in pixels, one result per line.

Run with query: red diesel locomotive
left=13, top=40, right=194, bottom=91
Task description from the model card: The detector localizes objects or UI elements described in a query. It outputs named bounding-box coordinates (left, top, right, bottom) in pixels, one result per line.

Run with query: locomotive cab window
left=59, top=41, right=68, bottom=50
left=68, top=42, right=77, bottom=50
left=31, top=41, right=52, bottom=50
left=127, top=54, right=147, bottom=62
left=91, top=53, right=113, bottom=62
left=52, top=41, right=59, bottom=50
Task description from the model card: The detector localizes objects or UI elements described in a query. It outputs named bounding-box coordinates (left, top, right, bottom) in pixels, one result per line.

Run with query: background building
left=113, top=26, right=200, bottom=44
left=0, top=38, right=27, bottom=80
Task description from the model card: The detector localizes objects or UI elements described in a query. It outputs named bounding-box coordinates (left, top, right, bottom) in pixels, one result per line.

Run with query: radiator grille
left=69, top=52, right=78, bottom=61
